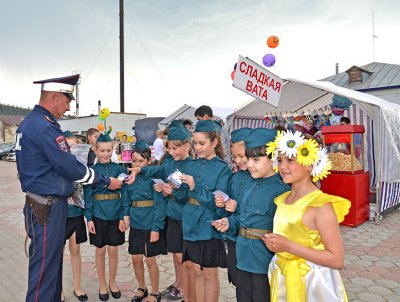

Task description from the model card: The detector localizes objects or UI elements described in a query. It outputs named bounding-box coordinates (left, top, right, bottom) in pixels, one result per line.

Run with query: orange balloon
left=267, top=35, right=279, bottom=48
left=231, top=70, right=236, bottom=81
left=97, top=123, right=105, bottom=131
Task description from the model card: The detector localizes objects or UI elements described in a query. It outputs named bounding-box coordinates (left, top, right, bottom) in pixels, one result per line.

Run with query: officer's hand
left=215, top=196, right=226, bottom=208
left=163, top=183, right=173, bottom=195
left=88, top=221, right=96, bottom=234
left=225, top=199, right=237, bottom=212
left=211, top=218, right=229, bottom=233
left=150, top=231, right=159, bottom=243
left=108, top=177, right=122, bottom=190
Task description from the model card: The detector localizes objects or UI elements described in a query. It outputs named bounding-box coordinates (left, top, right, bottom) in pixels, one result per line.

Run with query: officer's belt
left=188, top=197, right=201, bottom=206
left=239, top=227, right=271, bottom=240
left=131, top=200, right=154, bottom=208
left=94, top=193, right=121, bottom=201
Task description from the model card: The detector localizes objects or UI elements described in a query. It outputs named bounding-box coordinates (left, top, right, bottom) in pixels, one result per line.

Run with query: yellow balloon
left=99, top=108, right=110, bottom=119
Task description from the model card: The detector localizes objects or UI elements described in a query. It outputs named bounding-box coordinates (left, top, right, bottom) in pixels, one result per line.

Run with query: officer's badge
left=56, top=136, right=69, bottom=152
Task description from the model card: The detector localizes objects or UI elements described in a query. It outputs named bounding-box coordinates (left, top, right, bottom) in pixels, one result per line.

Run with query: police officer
left=15, top=74, right=123, bottom=302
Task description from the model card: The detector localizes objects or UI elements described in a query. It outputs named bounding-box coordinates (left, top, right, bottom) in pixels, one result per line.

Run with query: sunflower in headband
left=268, top=130, right=332, bottom=182
left=276, top=131, right=305, bottom=158
left=297, top=139, right=319, bottom=166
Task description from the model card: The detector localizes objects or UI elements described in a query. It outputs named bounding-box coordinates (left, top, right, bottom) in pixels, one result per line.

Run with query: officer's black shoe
left=109, top=285, right=121, bottom=299
left=131, top=287, right=148, bottom=302
left=73, top=290, right=88, bottom=301
left=99, top=290, right=110, bottom=301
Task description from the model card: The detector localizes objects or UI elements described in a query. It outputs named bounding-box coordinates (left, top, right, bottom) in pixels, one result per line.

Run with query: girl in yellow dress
left=262, top=130, right=350, bottom=302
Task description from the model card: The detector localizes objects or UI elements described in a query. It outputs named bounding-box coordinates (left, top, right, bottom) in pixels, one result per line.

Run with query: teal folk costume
left=84, top=134, right=129, bottom=248
left=182, top=120, right=232, bottom=268
left=232, top=128, right=290, bottom=302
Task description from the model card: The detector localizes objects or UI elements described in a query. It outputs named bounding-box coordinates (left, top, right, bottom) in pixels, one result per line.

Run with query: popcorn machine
left=320, top=125, right=369, bottom=226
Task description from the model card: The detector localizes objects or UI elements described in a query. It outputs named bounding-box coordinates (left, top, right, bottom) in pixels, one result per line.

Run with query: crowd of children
left=62, top=120, right=350, bottom=302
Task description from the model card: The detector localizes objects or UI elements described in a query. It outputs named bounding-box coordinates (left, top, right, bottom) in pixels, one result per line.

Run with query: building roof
left=321, top=62, right=400, bottom=91
left=0, top=115, right=24, bottom=125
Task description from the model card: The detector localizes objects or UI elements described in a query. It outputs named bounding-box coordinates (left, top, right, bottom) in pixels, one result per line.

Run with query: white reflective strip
left=42, top=82, right=74, bottom=93
left=76, top=167, right=90, bottom=183
left=82, top=168, right=95, bottom=185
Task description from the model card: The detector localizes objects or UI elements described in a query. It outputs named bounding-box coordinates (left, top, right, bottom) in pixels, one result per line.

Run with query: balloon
left=98, top=115, right=105, bottom=121
left=231, top=70, right=236, bottom=81
left=234, top=63, right=237, bottom=70
left=267, top=35, right=279, bottom=48
left=262, top=54, right=276, bottom=67
left=97, top=123, right=105, bottom=131
left=99, top=108, right=110, bottom=119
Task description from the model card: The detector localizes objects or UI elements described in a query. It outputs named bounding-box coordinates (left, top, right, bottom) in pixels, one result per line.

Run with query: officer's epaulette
left=44, top=115, right=56, bottom=124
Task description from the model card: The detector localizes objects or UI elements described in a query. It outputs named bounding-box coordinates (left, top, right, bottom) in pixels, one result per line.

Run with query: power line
left=125, top=17, right=167, bottom=84
left=84, top=20, right=118, bottom=83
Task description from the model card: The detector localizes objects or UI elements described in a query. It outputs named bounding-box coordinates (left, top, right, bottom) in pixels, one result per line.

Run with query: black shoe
left=148, top=292, right=161, bottom=302
left=109, top=285, right=121, bottom=299
left=131, top=288, right=148, bottom=302
left=160, top=284, right=175, bottom=297
left=73, top=290, right=88, bottom=302
left=164, top=286, right=184, bottom=301
left=99, top=290, right=110, bottom=301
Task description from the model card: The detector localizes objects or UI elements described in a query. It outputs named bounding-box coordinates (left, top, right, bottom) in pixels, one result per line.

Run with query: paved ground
left=0, top=160, right=399, bottom=302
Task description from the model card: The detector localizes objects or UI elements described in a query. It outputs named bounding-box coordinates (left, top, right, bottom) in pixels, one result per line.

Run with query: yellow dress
left=268, top=190, right=350, bottom=302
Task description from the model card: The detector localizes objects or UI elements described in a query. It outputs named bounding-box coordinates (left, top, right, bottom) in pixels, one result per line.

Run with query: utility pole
left=72, top=70, right=81, bottom=116
left=119, top=0, right=125, bottom=112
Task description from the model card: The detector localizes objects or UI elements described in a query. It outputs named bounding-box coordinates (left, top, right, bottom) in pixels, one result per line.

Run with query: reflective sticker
left=56, top=136, right=68, bottom=152
left=15, top=133, right=22, bottom=151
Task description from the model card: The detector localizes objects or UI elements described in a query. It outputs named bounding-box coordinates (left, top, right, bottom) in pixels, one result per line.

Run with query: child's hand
left=215, top=196, right=226, bottom=208
left=163, top=183, right=173, bottom=195
left=150, top=231, right=159, bottom=243
left=154, top=184, right=163, bottom=193
left=118, top=220, right=126, bottom=232
left=225, top=199, right=237, bottom=212
left=211, top=218, right=229, bottom=233
left=123, top=216, right=130, bottom=230
left=126, top=167, right=141, bottom=185
left=87, top=221, right=96, bottom=234
left=262, top=233, right=291, bottom=253
left=180, top=174, right=195, bottom=191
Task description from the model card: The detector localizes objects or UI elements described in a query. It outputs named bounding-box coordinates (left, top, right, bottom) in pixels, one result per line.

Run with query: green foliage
left=0, top=103, right=31, bottom=116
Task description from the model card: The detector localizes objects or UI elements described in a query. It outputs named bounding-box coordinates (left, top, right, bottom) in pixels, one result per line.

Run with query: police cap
left=33, top=74, right=80, bottom=100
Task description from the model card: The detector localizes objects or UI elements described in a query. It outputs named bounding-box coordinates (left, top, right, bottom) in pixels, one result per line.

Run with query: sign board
left=232, top=55, right=283, bottom=107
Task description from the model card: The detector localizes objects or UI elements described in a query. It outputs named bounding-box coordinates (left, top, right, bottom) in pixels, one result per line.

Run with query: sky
left=1, top=0, right=400, bottom=120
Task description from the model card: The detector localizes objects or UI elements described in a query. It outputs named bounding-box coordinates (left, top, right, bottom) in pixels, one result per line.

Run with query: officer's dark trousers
left=236, top=269, right=270, bottom=302
left=24, top=198, right=67, bottom=302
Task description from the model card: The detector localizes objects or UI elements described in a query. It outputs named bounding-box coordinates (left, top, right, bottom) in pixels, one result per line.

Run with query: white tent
left=158, top=104, right=197, bottom=130
left=227, top=78, right=400, bottom=220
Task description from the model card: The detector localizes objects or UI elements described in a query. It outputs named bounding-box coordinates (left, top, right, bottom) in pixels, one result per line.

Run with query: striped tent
left=226, top=78, right=400, bottom=219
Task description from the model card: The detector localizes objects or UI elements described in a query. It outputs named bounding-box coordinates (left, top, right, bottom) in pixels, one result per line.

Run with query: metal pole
left=119, top=0, right=125, bottom=112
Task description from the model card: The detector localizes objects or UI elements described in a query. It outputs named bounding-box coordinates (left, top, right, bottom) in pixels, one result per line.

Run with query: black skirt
left=166, top=217, right=183, bottom=253
left=128, top=228, right=167, bottom=257
left=65, top=215, right=87, bottom=244
left=89, top=217, right=125, bottom=248
left=182, top=238, right=227, bottom=269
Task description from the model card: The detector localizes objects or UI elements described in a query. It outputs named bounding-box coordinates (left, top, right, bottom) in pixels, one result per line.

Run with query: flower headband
left=266, top=130, right=332, bottom=182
